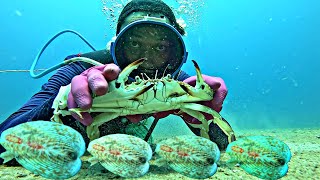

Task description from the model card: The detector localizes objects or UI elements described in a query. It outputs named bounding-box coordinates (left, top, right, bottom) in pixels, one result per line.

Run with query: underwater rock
left=155, top=135, right=220, bottom=179
left=226, top=135, right=291, bottom=179
left=0, top=120, right=85, bottom=179
left=87, top=134, right=152, bottom=178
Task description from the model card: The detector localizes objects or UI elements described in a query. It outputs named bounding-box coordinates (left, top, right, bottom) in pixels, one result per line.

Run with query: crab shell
left=87, top=134, right=152, bottom=178
left=0, top=121, right=85, bottom=179
left=155, top=135, right=220, bottom=179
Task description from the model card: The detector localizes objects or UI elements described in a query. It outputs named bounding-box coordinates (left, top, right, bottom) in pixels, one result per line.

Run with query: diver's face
left=115, top=11, right=184, bottom=78
left=122, top=25, right=177, bottom=76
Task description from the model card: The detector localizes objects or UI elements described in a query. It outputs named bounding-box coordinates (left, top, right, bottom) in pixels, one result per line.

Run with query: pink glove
left=67, top=63, right=143, bottom=126
left=153, top=75, right=228, bottom=124
left=181, top=75, right=228, bottom=124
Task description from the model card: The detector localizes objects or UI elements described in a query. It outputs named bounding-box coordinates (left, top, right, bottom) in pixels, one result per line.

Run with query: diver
left=0, top=0, right=235, bottom=165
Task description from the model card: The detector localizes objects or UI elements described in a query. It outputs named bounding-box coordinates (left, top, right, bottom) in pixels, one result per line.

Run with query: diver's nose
left=143, top=47, right=157, bottom=58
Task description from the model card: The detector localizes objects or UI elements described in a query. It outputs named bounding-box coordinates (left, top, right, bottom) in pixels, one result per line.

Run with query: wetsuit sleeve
left=177, top=70, right=190, bottom=81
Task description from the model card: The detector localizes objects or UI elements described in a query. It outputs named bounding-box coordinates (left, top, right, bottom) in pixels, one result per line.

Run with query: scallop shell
left=155, top=135, right=220, bottom=179
left=87, top=134, right=152, bottom=178
left=226, top=135, right=291, bottom=179
left=0, top=120, right=85, bottom=179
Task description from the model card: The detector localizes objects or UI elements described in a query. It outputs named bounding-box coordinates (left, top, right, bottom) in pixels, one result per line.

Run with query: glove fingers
left=70, top=75, right=92, bottom=109
left=67, top=92, right=78, bottom=109
left=67, top=93, right=93, bottom=126
left=183, top=75, right=221, bottom=90
left=70, top=112, right=93, bottom=126
left=102, top=63, right=121, bottom=81
left=183, top=75, right=224, bottom=112
left=67, top=64, right=121, bottom=126
left=87, top=68, right=108, bottom=96
left=211, top=78, right=227, bottom=111
left=202, top=75, right=221, bottom=90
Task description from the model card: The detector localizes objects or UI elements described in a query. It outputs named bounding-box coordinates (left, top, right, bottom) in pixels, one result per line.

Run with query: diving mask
left=111, top=16, right=188, bottom=79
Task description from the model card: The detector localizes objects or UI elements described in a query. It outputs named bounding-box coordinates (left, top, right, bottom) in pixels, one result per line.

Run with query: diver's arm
left=0, top=61, right=87, bottom=164
left=0, top=49, right=116, bottom=164
left=78, top=49, right=114, bottom=69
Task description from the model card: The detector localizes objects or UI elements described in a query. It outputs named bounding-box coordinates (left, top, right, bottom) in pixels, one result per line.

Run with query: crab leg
left=181, top=103, right=235, bottom=143
left=86, top=112, right=121, bottom=141
left=179, top=106, right=211, bottom=139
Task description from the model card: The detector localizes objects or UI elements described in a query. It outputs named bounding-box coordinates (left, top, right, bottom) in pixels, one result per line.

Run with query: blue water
left=0, top=0, right=319, bottom=130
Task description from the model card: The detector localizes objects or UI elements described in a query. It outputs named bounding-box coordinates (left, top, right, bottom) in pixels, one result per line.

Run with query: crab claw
left=191, top=60, right=213, bottom=97
left=192, top=60, right=206, bottom=89
left=117, top=58, right=145, bottom=85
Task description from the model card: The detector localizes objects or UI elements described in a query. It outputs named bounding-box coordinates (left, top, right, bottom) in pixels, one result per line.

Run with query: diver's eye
left=130, top=41, right=140, bottom=48
left=156, top=45, right=166, bottom=51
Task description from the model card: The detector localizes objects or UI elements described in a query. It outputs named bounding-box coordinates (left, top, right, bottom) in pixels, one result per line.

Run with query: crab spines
left=191, top=60, right=206, bottom=89
left=117, top=58, right=146, bottom=84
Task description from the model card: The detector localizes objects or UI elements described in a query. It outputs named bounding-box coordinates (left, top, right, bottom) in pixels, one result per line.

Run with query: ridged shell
left=0, top=120, right=85, bottom=179
left=226, top=135, right=291, bottom=179
left=87, top=134, right=152, bottom=178
left=155, top=135, right=220, bottom=179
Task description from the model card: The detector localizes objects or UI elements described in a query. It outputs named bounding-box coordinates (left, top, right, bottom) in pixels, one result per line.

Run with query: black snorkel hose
left=29, top=29, right=98, bottom=79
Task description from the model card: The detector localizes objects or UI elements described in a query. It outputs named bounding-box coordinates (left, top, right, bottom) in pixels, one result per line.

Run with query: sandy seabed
left=0, top=128, right=319, bottom=180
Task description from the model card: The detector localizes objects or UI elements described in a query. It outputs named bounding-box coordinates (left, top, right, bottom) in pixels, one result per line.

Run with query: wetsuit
left=0, top=49, right=191, bottom=165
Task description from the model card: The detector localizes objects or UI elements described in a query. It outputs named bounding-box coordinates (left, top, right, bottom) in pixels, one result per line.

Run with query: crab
left=51, top=57, right=235, bottom=143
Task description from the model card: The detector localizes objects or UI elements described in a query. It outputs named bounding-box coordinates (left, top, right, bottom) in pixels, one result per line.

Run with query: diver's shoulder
left=80, top=49, right=113, bottom=68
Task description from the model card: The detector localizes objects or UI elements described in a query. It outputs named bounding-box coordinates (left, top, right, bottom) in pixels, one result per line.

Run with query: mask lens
left=114, top=22, right=186, bottom=78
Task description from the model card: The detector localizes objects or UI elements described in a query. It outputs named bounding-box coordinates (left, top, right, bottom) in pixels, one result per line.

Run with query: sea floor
left=0, top=128, right=319, bottom=180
